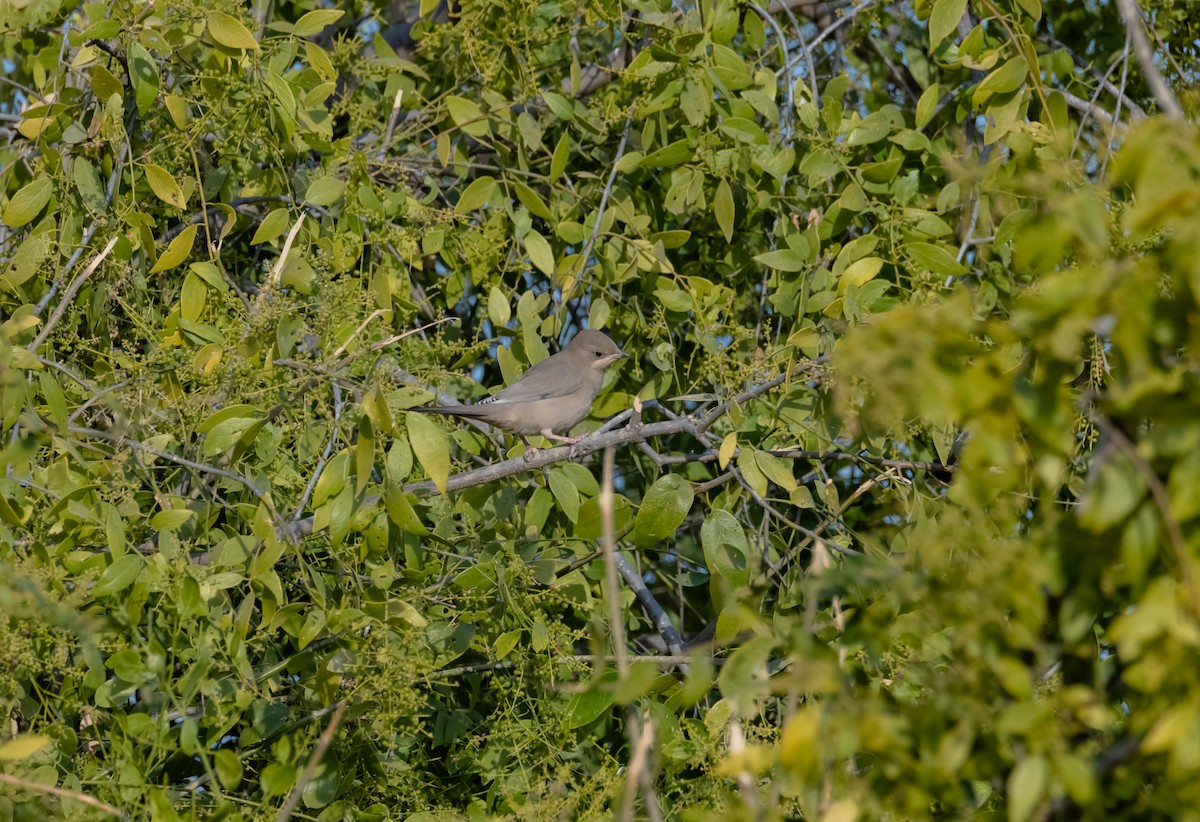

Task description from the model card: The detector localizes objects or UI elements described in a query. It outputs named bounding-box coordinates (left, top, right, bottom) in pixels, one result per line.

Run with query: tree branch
left=1114, top=0, right=1183, bottom=119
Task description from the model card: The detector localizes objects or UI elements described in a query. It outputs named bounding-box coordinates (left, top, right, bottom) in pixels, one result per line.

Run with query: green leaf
left=513, top=181, right=553, bottom=220
left=839, top=256, right=884, bottom=292
left=74, top=156, right=106, bottom=212
left=633, top=474, right=694, bottom=547
left=754, top=248, right=807, bottom=272
left=151, top=509, right=195, bottom=531
left=196, top=405, right=260, bottom=433
left=214, top=749, right=243, bottom=790
left=754, top=450, right=797, bottom=492
left=551, top=133, right=570, bottom=181
left=408, top=411, right=450, bottom=494
left=91, top=64, right=123, bottom=101
left=2, top=232, right=51, bottom=290
left=292, top=9, right=344, bottom=37
left=916, top=83, right=941, bottom=127
left=640, top=139, right=692, bottom=169
left=208, top=11, right=260, bottom=50
left=181, top=271, right=206, bottom=321
left=150, top=224, right=198, bottom=274
left=0, top=735, right=51, bottom=761
left=203, top=415, right=260, bottom=456
left=455, top=176, right=496, bottom=213
left=701, top=510, right=751, bottom=587
left=714, top=179, right=735, bottom=242
left=973, top=57, right=1028, bottom=105
left=928, top=0, right=967, bottom=48
left=1015, top=0, right=1042, bottom=20
left=548, top=468, right=581, bottom=523
left=128, top=42, right=159, bottom=114
left=446, top=95, right=490, bottom=137
left=145, top=163, right=187, bottom=209
left=1007, top=755, right=1048, bottom=822
left=542, top=91, right=574, bottom=121
left=252, top=208, right=291, bottom=244
left=305, top=176, right=345, bottom=206
left=907, top=242, right=966, bottom=277
left=565, top=670, right=618, bottom=728
left=494, top=630, right=522, bottom=659
left=525, top=230, right=555, bottom=276
left=93, top=555, right=143, bottom=598
left=385, top=485, right=428, bottom=535
left=2, top=176, right=53, bottom=228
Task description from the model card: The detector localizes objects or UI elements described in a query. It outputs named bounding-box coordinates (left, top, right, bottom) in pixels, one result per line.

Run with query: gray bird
left=414, top=329, right=627, bottom=454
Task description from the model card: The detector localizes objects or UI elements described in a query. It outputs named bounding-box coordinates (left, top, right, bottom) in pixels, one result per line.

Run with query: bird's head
left=568, top=328, right=628, bottom=372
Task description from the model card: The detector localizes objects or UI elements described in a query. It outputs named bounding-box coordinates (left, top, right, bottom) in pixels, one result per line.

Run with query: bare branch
left=28, top=235, right=120, bottom=353
left=276, top=702, right=346, bottom=822
left=0, top=773, right=127, bottom=820
left=1114, top=0, right=1183, bottom=119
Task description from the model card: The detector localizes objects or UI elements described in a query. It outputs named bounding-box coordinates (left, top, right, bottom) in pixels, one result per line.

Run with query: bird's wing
left=482, top=353, right=585, bottom=404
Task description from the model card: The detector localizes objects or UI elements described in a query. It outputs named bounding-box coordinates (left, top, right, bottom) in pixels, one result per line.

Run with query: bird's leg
left=520, top=436, right=539, bottom=463
left=540, top=429, right=586, bottom=460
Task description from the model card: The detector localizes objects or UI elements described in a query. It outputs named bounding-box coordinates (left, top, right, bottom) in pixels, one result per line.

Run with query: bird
left=414, top=328, right=628, bottom=456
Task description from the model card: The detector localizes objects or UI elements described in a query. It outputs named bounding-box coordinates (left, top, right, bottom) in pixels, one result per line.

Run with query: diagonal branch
left=1113, top=0, right=1183, bottom=119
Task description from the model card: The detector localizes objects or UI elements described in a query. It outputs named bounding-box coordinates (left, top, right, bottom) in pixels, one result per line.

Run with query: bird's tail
left=411, top=405, right=489, bottom=419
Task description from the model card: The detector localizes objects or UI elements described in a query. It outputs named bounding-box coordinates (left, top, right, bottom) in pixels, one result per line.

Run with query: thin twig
left=67, top=425, right=273, bottom=510
left=1114, top=0, right=1182, bottom=119
left=259, top=213, right=306, bottom=305
left=28, top=235, right=120, bottom=352
left=275, top=702, right=346, bottom=822
left=0, top=773, right=128, bottom=820
left=777, top=0, right=878, bottom=79
left=600, top=447, right=629, bottom=676
left=1094, top=415, right=1199, bottom=617
left=383, top=88, right=405, bottom=148
left=569, top=115, right=632, bottom=299
left=293, top=384, right=345, bottom=521
left=619, top=712, right=657, bottom=822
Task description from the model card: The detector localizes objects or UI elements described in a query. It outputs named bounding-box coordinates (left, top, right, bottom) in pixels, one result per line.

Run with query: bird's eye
left=594, top=350, right=603, bottom=358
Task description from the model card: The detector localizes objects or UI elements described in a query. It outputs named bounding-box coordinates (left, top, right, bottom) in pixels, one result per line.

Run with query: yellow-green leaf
left=839, top=256, right=884, bottom=293
left=973, top=57, right=1028, bottom=105
left=408, top=411, right=450, bottom=494
left=128, top=42, right=159, bottom=114
left=928, top=0, right=967, bottom=48
left=513, top=181, right=553, bottom=220
left=252, top=207, right=291, bottom=245
left=293, top=9, right=345, bottom=37
left=633, top=474, right=693, bottom=548
left=305, top=176, right=345, bottom=206
left=0, top=735, right=51, bottom=761
left=719, top=432, right=737, bottom=469
left=145, top=163, right=187, bottom=209
left=165, top=94, right=190, bottom=129
left=181, top=271, right=207, bottom=321
left=92, top=64, right=123, bottom=101
left=551, top=133, right=570, bottom=181
left=2, top=176, right=53, bottom=228
left=446, top=95, right=489, bottom=137
left=455, top=176, right=495, bottom=213
left=714, top=178, right=735, bottom=242
left=208, top=11, right=260, bottom=50
left=2, top=232, right=51, bottom=291
left=92, top=554, right=143, bottom=598
left=525, top=230, right=555, bottom=276
left=150, top=224, right=198, bottom=274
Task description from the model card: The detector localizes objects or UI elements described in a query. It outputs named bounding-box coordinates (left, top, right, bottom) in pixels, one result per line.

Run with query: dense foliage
left=2, top=0, right=1199, bottom=818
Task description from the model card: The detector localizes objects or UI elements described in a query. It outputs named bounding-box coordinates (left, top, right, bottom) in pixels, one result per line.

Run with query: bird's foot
left=520, top=437, right=539, bottom=462
left=540, top=430, right=586, bottom=460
